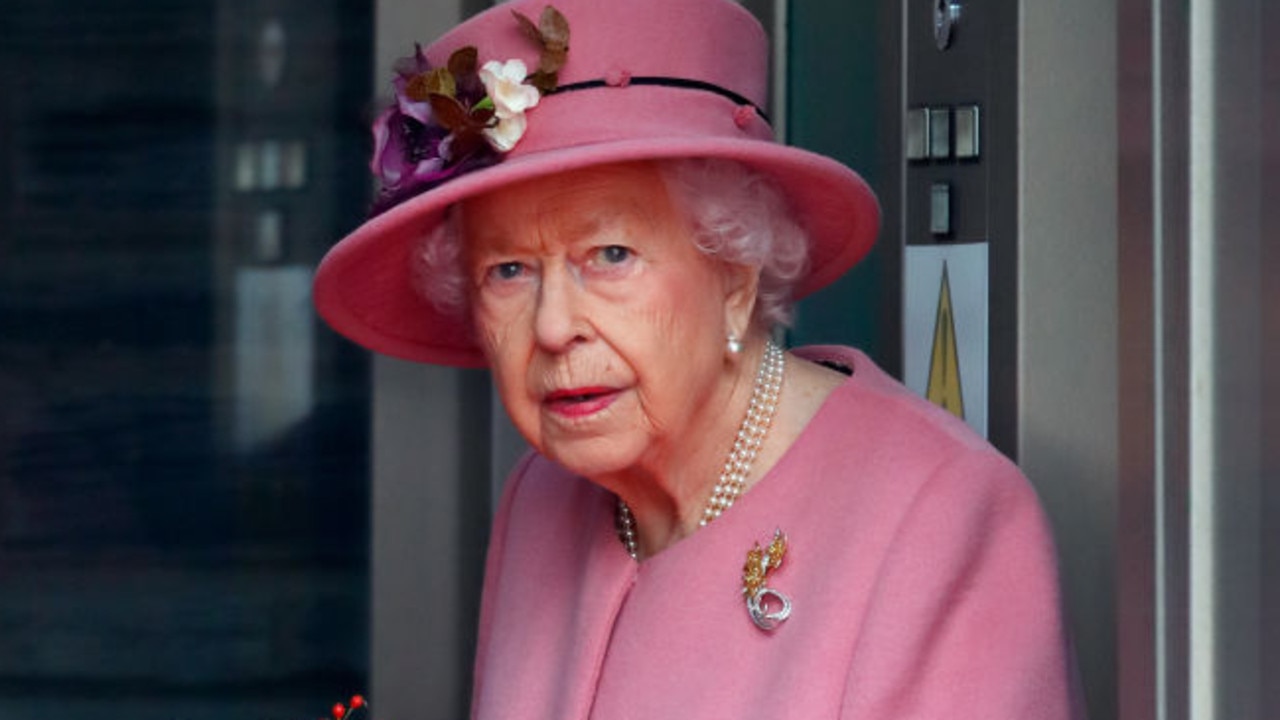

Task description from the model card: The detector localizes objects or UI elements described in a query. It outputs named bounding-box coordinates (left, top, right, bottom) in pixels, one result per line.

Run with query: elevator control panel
left=902, top=0, right=1015, bottom=448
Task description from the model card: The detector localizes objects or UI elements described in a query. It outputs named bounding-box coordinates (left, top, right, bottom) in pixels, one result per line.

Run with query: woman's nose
left=532, top=267, right=590, bottom=353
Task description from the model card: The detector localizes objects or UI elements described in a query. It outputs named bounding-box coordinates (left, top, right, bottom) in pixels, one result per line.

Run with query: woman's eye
left=596, top=245, right=632, bottom=265
left=486, top=261, right=527, bottom=282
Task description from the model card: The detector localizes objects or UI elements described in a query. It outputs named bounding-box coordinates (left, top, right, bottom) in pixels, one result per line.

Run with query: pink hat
left=313, top=0, right=880, bottom=367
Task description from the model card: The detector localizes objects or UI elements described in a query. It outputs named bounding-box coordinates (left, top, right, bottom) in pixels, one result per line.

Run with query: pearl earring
left=727, top=334, right=744, bottom=354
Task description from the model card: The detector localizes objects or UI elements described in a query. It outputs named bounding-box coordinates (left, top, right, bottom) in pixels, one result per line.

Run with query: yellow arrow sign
left=926, top=262, right=965, bottom=420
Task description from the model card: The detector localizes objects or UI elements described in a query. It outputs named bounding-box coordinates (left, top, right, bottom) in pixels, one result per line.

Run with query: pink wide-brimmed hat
left=314, top=0, right=880, bottom=367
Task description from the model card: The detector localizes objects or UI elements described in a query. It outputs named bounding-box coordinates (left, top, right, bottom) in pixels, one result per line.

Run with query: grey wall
left=370, top=6, right=492, bottom=720
left=1018, top=1, right=1118, bottom=718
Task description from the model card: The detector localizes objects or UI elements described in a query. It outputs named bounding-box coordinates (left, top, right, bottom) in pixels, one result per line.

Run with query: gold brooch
left=742, top=529, right=792, bottom=631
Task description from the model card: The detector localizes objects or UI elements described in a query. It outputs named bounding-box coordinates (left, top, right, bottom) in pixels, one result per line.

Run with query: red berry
left=332, top=703, right=346, bottom=719
left=351, top=696, right=367, bottom=708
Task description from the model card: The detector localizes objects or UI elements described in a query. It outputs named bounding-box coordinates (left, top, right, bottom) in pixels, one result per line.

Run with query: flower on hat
left=480, top=59, right=542, bottom=118
left=369, top=6, right=569, bottom=216
left=478, top=59, right=541, bottom=151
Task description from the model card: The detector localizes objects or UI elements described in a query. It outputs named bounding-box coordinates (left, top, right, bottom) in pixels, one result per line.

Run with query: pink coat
left=472, top=347, right=1085, bottom=719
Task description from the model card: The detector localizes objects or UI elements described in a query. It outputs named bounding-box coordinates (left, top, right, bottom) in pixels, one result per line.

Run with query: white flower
left=478, top=59, right=541, bottom=152
left=479, top=59, right=541, bottom=119
left=483, top=114, right=529, bottom=152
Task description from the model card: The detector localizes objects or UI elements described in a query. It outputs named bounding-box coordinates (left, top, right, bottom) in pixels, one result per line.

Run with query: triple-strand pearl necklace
left=615, top=341, right=786, bottom=560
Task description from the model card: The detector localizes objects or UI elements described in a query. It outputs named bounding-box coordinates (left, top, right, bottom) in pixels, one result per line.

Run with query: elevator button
left=928, top=107, right=951, bottom=159
left=930, top=182, right=952, bottom=236
left=906, top=108, right=929, bottom=161
left=955, top=105, right=980, bottom=159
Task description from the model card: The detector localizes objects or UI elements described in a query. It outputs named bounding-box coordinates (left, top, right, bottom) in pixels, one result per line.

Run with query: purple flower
left=369, top=102, right=502, bottom=215
left=391, top=53, right=434, bottom=125
left=369, top=46, right=506, bottom=216
left=371, top=108, right=449, bottom=188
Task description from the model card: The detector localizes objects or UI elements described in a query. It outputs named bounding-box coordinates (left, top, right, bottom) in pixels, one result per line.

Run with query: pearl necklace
left=615, top=341, right=786, bottom=559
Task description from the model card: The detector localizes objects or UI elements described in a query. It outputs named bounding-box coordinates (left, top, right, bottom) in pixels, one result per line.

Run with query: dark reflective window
left=1, top=1, right=373, bottom=718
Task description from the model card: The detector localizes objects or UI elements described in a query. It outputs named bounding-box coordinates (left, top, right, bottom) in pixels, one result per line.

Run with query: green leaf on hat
left=423, top=67, right=457, bottom=98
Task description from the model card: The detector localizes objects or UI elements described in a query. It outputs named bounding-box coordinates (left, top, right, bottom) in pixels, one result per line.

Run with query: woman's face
left=460, top=162, right=753, bottom=481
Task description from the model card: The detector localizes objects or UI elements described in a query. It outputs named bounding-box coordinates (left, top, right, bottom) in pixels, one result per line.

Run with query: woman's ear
left=722, top=261, right=761, bottom=340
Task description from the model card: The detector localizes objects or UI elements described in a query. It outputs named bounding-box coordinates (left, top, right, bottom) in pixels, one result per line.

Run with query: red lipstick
left=543, top=386, right=620, bottom=418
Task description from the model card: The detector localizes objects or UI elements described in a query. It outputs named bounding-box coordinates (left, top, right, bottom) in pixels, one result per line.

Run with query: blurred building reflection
left=0, top=1, right=373, bottom=718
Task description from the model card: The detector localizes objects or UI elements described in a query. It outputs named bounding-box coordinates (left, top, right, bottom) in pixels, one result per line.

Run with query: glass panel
left=0, top=1, right=373, bottom=718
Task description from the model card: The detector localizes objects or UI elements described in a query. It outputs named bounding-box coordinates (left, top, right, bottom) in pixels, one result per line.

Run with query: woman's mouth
left=543, top=387, right=621, bottom=419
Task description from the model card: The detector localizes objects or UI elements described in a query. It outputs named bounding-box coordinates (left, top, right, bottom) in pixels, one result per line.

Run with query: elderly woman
left=315, top=0, right=1084, bottom=717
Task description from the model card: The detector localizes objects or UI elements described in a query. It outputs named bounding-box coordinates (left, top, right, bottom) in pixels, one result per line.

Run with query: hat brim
left=314, top=135, right=880, bottom=367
